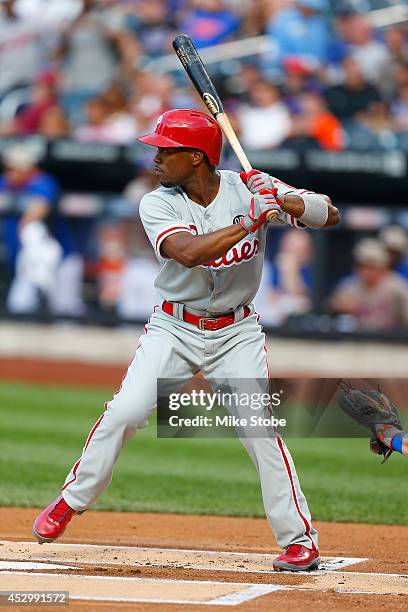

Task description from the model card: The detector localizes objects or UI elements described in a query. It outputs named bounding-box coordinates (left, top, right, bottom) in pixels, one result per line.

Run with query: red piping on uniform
left=257, top=311, right=315, bottom=551
left=61, top=414, right=105, bottom=492
left=276, top=437, right=316, bottom=551
left=61, top=459, right=81, bottom=491
left=84, top=413, right=105, bottom=451
left=155, top=226, right=193, bottom=251
left=62, top=306, right=159, bottom=495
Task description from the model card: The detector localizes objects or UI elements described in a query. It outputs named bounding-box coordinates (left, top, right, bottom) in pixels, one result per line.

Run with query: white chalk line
left=0, top=561, right=75, bottom=571
left=206, top=584, right=284, bottom=606
left=3, top=568, right=408, bottom=604
left=4, top=540, right=292, bottom=556
left=0, top=571, right=283, bottom=606
left=0, top=541, right=366, bottom=575
left=7, top=541, right=405, bottom=602
left=0, top=571, right=276, bottom=585
left=67, top=585, right=284, bottom=607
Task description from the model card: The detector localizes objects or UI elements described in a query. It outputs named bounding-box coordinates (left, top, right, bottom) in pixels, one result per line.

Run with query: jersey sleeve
left=139, top=192, right=195, bottom=261
left=268, top=176, right=315, bottom=229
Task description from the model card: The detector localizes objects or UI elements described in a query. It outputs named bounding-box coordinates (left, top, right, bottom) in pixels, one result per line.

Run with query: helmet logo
left=155, top=115, right=163, bottom=128
left=203, top=93, right=219, bottom=116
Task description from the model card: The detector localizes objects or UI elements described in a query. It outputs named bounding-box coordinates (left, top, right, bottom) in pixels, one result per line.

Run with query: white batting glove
left=240, top=169, right=276, bottom=195
left=239, top=189, right=282, bottom=234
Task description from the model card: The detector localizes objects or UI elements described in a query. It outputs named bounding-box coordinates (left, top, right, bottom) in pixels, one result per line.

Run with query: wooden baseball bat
left=172, top=34, right=279, bottom=221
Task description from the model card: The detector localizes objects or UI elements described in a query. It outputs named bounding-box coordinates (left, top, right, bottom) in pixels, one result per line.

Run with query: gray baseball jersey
left=139, top=170, right=311, bottom=313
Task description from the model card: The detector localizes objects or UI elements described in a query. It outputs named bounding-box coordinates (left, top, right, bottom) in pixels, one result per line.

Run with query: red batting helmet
left=138, top=109, right=223, bottom=166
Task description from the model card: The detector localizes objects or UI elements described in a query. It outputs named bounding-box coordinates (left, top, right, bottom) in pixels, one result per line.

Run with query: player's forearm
left=281, top=194, right=305, bottom=218
left=282, top=194, right=340, bottom=228
left=241, top=170, right=340, bottom=228
left=375, top=424, right=408, bottom=457
left=163, top=224, right=248, bottom=268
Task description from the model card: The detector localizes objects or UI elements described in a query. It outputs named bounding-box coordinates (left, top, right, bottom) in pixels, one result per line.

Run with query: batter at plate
left=33, top=109, right=340, bottom=571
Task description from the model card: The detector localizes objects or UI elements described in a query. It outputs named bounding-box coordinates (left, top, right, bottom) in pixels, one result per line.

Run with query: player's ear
left=191, top=150, right=204, bottom=166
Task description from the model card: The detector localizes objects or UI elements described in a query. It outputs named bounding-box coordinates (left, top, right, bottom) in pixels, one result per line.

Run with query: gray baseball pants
left=62, top=306, right=318, bottom=550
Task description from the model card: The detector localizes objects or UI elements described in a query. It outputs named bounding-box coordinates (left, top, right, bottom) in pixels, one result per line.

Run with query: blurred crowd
left=0, top=0, right=407, bottom=151
left=1, top=140, right=408, bottom=333
left=0, top=142, right=160, bottom=319
left=1, top=0, right=408, bottom=333
left=329, top=230, right=408, bottom=332
left=258, top=223, right=408, bottom=332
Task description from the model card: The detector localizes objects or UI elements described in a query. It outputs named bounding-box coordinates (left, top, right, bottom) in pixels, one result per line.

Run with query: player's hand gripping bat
left=172, top=34, right=279, bottom=222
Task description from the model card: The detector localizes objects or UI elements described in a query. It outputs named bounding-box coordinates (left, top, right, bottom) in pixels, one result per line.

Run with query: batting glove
left=240, top=169, right=277, bottom=195
left=240, top=189, right=281, bottom=234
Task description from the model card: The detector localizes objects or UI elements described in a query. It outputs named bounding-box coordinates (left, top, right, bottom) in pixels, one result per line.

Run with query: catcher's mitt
left=337, top=380, right=403, bottom=463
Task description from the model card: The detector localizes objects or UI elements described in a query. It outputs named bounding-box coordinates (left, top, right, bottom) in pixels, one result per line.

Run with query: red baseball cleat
left=273, top=544, right=320, bottom=572
left=33, top=495, right=76, bottom=544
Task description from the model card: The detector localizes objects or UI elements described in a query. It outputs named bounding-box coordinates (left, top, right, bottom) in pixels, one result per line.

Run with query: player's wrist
left=240, top=211, right=268, bottom=234
left=298, top=194, right=329, bottom=228
left=239, top=215, right=252, bottom=234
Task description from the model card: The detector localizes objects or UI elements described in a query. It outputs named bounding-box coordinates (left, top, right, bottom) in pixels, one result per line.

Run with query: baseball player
left=33, top=109, right=339, bottom=571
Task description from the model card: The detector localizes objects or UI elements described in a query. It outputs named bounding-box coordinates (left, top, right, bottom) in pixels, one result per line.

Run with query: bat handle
left=215, top=114, right=279, bottom=223
left=265, top=209, right=280, bottom=221
left=216, top=113, right=252, bottom=172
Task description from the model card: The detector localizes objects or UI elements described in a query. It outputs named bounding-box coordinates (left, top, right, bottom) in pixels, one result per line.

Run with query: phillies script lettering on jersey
left=140, top=170, right=307, bottom=313
left=205, top=239, right=259, bottom=269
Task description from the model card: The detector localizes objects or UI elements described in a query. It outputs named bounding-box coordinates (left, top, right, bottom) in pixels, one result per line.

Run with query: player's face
left=357, top=263, right=387, bottom=287
left=153, top=147, right=197, bottom=188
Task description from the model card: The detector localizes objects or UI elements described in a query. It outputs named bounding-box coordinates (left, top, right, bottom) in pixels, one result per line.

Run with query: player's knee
left=105, top=396, right=151, bottom=429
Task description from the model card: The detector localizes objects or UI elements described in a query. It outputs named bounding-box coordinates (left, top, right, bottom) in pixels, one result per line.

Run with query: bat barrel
left=172, top=34, right=225, bottom=117
left=172, top=35, right=279, bottom=223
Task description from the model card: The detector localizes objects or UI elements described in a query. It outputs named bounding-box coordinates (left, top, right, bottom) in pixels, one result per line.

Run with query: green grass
left=0, top=381, right=407, bottom=524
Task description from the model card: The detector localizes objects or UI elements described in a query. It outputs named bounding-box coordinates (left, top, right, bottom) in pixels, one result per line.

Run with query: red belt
left=162, top=301, right=251, bottom=331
